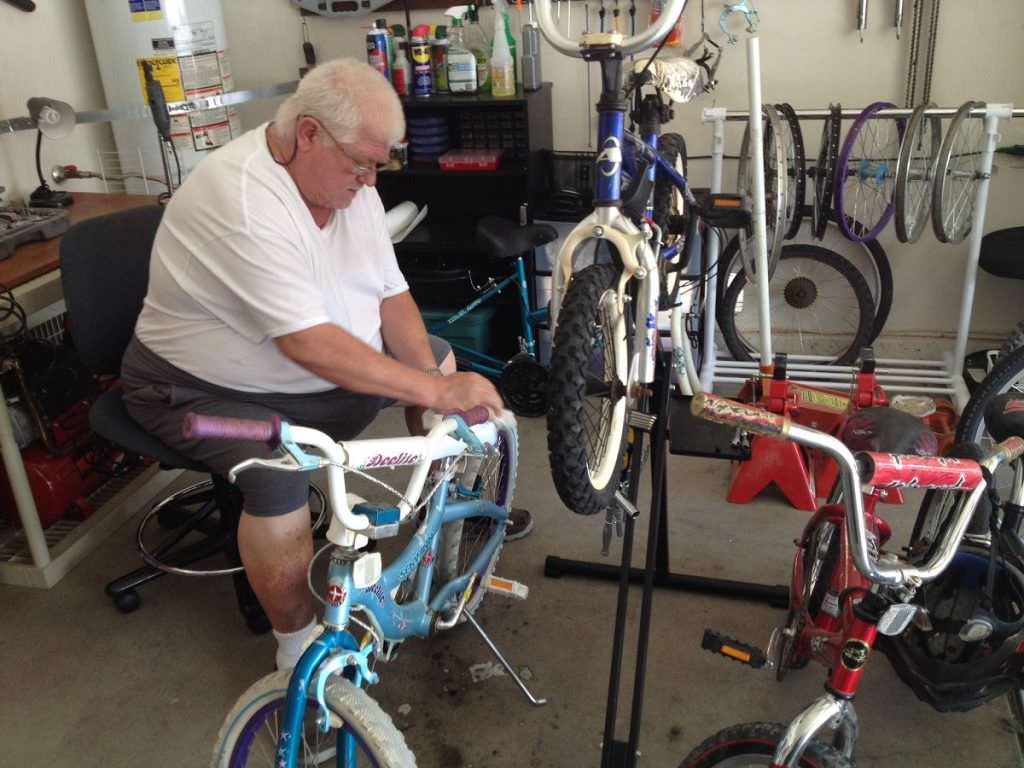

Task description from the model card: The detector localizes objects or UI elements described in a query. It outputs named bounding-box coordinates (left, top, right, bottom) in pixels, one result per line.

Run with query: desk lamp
left=26, top=97, right=76, bottom=208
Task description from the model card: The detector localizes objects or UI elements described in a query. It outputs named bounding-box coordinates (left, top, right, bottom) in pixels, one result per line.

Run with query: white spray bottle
left=490, top=0, right=515, bottom=96
left=445, top=6, right=478, bottom=94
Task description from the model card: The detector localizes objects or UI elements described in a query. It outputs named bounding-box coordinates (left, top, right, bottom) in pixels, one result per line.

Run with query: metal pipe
left=705, top=106, right=1024, bottom=121
left=702, top=115, right=726, bottom=392
left=744, top=37, right=773, bottom=371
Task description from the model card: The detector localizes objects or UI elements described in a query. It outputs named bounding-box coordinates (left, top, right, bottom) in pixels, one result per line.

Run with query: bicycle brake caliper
left=314, top=643, right=379, bottom=733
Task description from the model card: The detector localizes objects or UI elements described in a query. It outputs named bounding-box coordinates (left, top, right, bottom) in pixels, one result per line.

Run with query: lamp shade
left=26, top=97, right=76, bottom=139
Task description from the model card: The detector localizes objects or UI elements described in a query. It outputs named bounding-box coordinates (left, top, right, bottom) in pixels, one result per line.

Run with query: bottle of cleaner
left=464, top=5, right=491, bottom=95
left=390, top=24, right=412, bottom=96
left=444, top=9, right=478, bottom=94
left=489, top=0, right=515, bottom=96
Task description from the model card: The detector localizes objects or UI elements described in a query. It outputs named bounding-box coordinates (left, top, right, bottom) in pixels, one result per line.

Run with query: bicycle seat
left=980, top=227, right=1024, bottom=280
left=476, top=216, right=558, bottom=261
left=839, top=407, right=937, bottom=456
left=983, top=394, right=1024, bottom=442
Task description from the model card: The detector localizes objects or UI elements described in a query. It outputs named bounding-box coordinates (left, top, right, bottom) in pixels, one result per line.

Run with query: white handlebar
left=534, top=0, right=689, bottom=58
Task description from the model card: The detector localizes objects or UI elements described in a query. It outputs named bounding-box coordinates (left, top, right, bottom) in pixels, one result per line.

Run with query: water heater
left=84, top=0, right=240, bottom=191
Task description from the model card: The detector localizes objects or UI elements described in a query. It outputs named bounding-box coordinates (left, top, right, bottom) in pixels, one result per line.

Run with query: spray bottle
left=490, top=0, right=515, bottom=96
left=444, top=7, right=478, bottom=94
left=465, top=5, right=491, bottom=94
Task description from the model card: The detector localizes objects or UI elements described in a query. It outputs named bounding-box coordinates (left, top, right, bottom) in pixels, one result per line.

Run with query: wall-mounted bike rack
left=699, top=40, right=1022, bottom=411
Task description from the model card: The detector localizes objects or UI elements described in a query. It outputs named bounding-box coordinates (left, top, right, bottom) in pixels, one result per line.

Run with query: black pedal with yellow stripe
left=701, top=629, right=767, bottom=669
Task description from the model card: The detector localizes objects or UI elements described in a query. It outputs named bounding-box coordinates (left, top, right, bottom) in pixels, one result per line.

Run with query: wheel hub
left=784, top=276, right=818, bottom=309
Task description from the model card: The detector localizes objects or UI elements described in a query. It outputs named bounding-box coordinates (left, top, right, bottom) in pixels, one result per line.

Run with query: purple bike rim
left=833, top=101, right=898, bottom=242
left=230, top=696, right=382, bottom=767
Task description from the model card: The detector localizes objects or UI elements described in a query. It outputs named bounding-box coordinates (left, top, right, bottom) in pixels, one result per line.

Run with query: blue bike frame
left=426, top=254, right=548, bottom=378
left=272, top=483, right=508, bottom=765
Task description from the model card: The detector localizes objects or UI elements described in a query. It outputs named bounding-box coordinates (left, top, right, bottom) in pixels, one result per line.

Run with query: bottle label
left=491, top=66, right=514, bottom=96
left=447, top=56, right=477, bottom=93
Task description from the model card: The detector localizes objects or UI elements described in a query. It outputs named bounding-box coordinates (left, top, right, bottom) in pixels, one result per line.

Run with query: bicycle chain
left=904, top=0, right=923, bottom=107
left=921, top=0, right=941, bottom=104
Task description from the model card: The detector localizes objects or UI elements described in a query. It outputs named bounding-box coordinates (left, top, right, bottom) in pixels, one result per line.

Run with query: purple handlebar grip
left=183, top=413, right=281, bottom=444
left=445, top=406, right=490, bottom=426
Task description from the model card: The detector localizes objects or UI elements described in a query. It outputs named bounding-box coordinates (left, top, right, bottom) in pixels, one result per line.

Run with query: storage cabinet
left=376, top=84, right=553, bottom=357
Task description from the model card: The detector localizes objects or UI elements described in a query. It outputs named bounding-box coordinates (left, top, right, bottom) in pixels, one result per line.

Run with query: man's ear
left=294, top=116, right=320, bottom=151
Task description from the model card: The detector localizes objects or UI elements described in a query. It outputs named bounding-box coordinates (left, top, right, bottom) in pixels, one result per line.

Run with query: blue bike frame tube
left=594, top=57, right=627, bottom=206
left=276, top=628, right=359, bottom=767
left=643, top=130, right=658, bottom=221
left=514, top=256, right=536, bottom=355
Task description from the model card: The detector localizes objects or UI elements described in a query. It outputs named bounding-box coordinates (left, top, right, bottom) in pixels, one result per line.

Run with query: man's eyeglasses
left=306, top=116, right=389, bottom=177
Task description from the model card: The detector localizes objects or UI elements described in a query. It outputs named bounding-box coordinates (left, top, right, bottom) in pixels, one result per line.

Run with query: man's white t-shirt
left=134, top=123, right=409, bottom=394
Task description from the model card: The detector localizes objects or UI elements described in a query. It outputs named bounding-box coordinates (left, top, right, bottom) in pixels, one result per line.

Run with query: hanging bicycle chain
left=921, top=0, right=941, bottom=104
left=904, top=0, right=941, bottom=107
left=904, top=0, right=923, bottom=107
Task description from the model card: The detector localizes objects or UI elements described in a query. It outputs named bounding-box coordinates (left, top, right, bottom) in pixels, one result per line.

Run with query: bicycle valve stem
left=857, top=0, right=868, bottom=42
left=894, top=0, right=904, bottom=39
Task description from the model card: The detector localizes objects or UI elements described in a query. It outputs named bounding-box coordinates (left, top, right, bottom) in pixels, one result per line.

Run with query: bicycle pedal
left=701, top=628, right=767, bottom=669
left=485, top=575, right=529, bottom=600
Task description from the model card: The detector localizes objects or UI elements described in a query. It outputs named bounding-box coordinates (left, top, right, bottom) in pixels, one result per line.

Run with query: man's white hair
left=272, top=58, right=404, bottom=146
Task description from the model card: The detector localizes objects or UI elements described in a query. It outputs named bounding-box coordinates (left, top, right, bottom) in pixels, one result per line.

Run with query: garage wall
left=1, top=0, right=1022, bottom=347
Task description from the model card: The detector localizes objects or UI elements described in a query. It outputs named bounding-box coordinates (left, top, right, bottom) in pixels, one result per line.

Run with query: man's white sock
left=274, top=617, right=319, bottom=670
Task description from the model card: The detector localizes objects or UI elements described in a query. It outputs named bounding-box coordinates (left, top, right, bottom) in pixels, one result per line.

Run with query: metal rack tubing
left=702, top=105, right=1024, bottom=121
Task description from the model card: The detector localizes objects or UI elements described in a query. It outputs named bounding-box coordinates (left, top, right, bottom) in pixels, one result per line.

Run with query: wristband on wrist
left=423, top=366, right=443, bottom=377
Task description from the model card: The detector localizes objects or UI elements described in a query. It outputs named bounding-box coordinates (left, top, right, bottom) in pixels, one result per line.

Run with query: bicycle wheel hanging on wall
left=932, top=100, right=987, bottom=244
left=894, top=102, right=942, bottom=243
left=833, top=101, right=903, bottom=242
left=775, top=103, right=807, bottom=240
left=736, top=103, right=788, bottom=282
left=811, top=103, right=842, bottom=241
left=717, top=243, right=875, bottom=365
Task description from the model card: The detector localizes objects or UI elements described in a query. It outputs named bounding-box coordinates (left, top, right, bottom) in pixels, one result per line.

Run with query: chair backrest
left=60, top=205, right=163, bottom=374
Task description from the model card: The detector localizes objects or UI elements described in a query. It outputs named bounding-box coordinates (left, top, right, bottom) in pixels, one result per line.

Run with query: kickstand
left=465, top=611, right=548, bottom=706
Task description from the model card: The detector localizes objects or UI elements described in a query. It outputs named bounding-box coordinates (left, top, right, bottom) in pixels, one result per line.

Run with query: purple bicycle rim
left=230, top=697, right=381, bottom=768
left=833, top=101, right=898, bottom=242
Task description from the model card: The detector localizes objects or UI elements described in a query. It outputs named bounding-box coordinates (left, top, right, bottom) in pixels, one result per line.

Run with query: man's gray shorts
left=121, top=336, right=451, bottom=516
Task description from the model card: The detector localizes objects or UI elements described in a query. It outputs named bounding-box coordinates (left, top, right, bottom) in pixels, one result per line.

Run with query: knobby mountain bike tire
left=212, top=669, right=415, bottom=768
left=680, top=722, right=853, bottom=768
left=717, top=208, right=894, bottom=344
left=437, top=417, right=518, bottom=617
left=547, top=263, right=631, bottom=516
left=717, top=244, right=874, bottom=366
left=653, top=132, right=688, bottom=299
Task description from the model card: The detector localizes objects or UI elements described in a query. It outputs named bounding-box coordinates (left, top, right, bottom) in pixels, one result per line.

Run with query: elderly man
left=121, top=58, right=528, bottom=669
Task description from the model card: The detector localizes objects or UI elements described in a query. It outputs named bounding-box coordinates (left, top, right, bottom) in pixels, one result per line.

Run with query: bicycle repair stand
left=545, top=352, right=787, bottom=768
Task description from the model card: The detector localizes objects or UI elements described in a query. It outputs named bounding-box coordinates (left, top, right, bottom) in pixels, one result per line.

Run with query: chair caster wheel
left=113, top=590, right=141, bottom=614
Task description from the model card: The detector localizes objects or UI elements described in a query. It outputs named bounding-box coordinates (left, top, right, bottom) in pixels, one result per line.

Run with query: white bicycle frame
left=228, top=412, right=505, bottom=549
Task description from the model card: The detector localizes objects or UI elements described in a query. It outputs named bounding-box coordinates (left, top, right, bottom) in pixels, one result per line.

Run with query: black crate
left=535, top=150, right=596, bottom=221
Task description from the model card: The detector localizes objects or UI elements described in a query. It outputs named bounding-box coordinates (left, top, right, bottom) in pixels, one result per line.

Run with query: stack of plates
left=407, top=113, right=451, bottom=164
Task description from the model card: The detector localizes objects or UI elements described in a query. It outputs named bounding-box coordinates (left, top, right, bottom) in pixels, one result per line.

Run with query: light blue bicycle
left=197, top=406, right=544, bottom=767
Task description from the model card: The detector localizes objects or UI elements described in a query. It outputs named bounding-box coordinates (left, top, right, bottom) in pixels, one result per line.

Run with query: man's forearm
left=380, top=291, right=436, bottom=371
left=274, top=323, right=439, bottom=406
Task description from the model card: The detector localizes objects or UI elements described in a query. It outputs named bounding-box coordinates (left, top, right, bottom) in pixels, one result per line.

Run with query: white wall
left=2, top=0, right=1022, bottom=345
left=0, top=0, right=115, bottom=200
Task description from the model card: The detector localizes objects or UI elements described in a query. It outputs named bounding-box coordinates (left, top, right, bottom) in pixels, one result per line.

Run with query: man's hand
left=428, top=371, right=504, bottom=417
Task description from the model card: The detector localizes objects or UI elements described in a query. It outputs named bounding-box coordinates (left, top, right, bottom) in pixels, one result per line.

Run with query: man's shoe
left=504, top=507, right=534, bottom=542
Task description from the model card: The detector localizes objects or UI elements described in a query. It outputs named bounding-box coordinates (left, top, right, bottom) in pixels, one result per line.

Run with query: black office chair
left=59, top=205, right=272, bottom=633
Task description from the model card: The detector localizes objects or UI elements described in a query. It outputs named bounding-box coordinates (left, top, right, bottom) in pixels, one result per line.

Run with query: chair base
left=105, top=475, right=271, bottom=635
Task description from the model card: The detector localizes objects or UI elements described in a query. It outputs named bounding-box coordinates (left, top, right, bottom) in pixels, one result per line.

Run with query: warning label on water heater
left=129, top=0, right=162, bottom=22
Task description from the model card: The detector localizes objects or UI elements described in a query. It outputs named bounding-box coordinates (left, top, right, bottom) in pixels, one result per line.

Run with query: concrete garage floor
left=2, top=409, right=1022, bottom=767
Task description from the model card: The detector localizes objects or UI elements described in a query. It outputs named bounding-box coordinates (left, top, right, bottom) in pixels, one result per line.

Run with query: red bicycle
left=680, top=393, right=1024, bottom=768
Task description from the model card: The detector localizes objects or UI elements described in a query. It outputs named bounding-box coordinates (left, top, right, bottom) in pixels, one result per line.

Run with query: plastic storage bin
left=421, top=305, right=496, bottom=355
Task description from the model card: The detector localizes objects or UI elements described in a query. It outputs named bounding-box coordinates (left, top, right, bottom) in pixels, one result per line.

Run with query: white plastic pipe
left=952, top=105, right=1012, bottom=373
left=745, top=37, right=773, bottom=371
left=702, top=115, right=726, bottom=392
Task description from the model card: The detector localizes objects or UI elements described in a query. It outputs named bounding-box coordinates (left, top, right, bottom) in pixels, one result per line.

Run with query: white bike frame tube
left=288, top=419, right=499, bottom=532
left=535, top=0, right=688, bottom=57
left=745, top=37, right=773, bottom=372
left=701, top=114, right=726, bottom=393
left=951, top=105, right=1011, bottom=373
